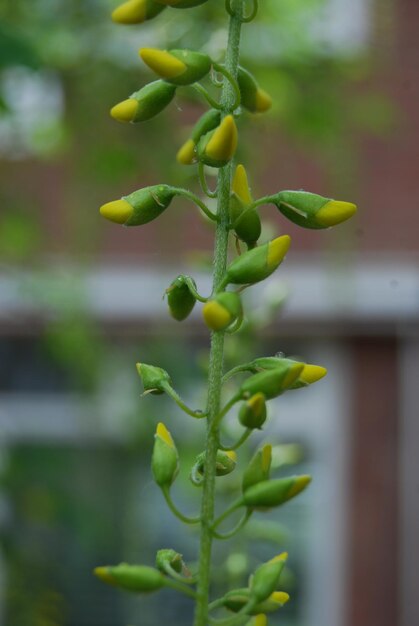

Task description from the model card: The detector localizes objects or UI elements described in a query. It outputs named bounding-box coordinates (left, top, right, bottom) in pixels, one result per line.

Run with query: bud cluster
left=94, top=2, right=359, bottom=626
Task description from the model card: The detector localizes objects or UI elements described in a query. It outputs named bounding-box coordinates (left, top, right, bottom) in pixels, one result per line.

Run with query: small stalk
left=193, top=3, right=245, bottom=625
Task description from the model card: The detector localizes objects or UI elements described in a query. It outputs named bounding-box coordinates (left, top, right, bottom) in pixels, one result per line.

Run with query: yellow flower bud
left=224, top=236, right=290, bottom=286
left=110, top=81, right=177, bottom=124
left=242, top=444, right=272, bottom=492
left=242, top=475, right=311, bottom=510
left=177, top=109, right=221, bottom=165
left=94, top=564, right=165, bottom=592
left=197, top=115, right=238, bottom=168
left=202, top=292, right=242, bottom=331
left=152, top=422, right=179, bottom=488
left=140, top=48, right=211, bottom=85
left=250, top=552, right=288, bottom=602
left=272, top=190, right=357, bottom=230
left=112, top=0, right=165, bottom=24
left=231, top=164, right=261, bottom=246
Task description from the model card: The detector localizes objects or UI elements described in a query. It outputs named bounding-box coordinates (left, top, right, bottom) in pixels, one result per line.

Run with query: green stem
left=176, top=188, right=219, bottom=222
left=211, top=498, right=243, bottom=531
left=193, top=3, right=245, bottom=625
left=163, top=576, right=198, bottom=600
left=211, top=509, right=252, bottom=540
left=163, top=383, right=207, bottom=418
left=162, top=486, right=201, bottom=525
left=219, top=428, right=252, bottom=451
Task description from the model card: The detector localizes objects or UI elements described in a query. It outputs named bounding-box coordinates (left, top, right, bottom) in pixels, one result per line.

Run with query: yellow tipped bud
left=225, top=450, right=237, bottom=462
left=253, top=616, right=267, bottom=626
left=261, top=445, right=272, bottom=473
left=266, top=235, right=291, bottom=270
left=139, top=48, right=187, bottom=79
left=269, top=552, right=288, bottom=564
left=270, top=591, right=289, bottom=605
left=315, top=200, right=357, bottom=227
left=300, top=364, right=327, bottom=384
left=112, top=0, right=165, bottom=24
left=176, top=138, right=196, bottom=165
left=255, top=88, right=273, bottom=113
left=202, top=300, right=232, bottom=331
left=205, top=115, right=238, bottom=162
left=112, top=0, right=146, bottom=24
left=100, top=199, right=133, bottom=224
left=94, top=566, right=116, bottom=586
left=110, top=99, right=139, bottom=122
left=232, top=164, right=252, bottom=204
left=152, top=422, right=179, bottom=487
left=272, top=190, right=357, bottom=230
left=286, top=474, right=311, bottom=499
left=156, top=422, right=175, bottom=448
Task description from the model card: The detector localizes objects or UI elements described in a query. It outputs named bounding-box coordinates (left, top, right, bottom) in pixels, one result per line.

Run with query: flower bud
left=100, top=185, right=176, bottom=226
left=152, top=422, right=179, bottom=488
left=155, top=0, right=208, bottom=6
left=110, top=80, right=177, bottom=123
left=240, top=361, right=304, bottom=400
left=194, top=449, right=237, bottom=478
left=155, top=548, right=184, bottom=574
left=202, top=292, right=242, bottom=331
left=250, top=616, right=267, bottom=626
left=197, top=115, right=238, bottom=168
left=237, top=67, right=272, bottom=114
left=250, top=356, right=327, bottom=389
left=271, top=190, right=357, bottom=230
left=136, top=363, right=172, bottom=395
left=177, top=109, right=221, bottom=165
left=224, top=236, right=290, bottom=286
left=94, top=563, right=165, bottom=592
left=223, top=588, right=289, bottom=614
left=238, top=393, right=267, bottom=430
left=231, top=164, right=261, bottom=246
left=166, top=275, right=197, bottom=321
left=250, top=553, right=288, bottom=602
left=112, top=0, right=166, bottom=24
left=242, top=475, right=311, bottom=509
left=242, top=444, right=272, bottom=493
left=140, top=48, right=211, bottom=86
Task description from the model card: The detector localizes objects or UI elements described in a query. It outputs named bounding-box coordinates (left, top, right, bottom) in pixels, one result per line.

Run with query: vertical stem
left=193, top=3, right=244, bottom=626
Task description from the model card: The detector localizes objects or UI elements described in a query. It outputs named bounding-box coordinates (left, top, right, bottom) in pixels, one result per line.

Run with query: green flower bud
left=140, top=48, right=211, bottom=86
left=100, top=185, right=176, bottom=226
left=195, top=449, right=237, bottom=478
left=237, top=67, right=272, bottom=114
left=197, top=115, right=238, bottom=168
left=177, top=109, right=221, bottom=165
left=242, top=444, right=272, bottom=493
left=242, top=476, right=312, bottom=510
left=250, top=553, right=288, bottom=602
left=240, top=361, right=304, bottom=400
left=231, top=164, right=261, bottom=246
left=202, top=291, right=242, bottom=331
left=112, top=0, right=166, bottom=25
left=250, top=356, right=327, bottom=389
left=110, top=80, right=177, bottom=123
left=223, top=588, right=290, bottom=614
left=238, top=393, right=267, bottom=430
left=224, top=236, right=290, bottom=286
left=166, top=275, right=197, bottom=321
left=155, top=549, right=184, bottom=574
left=136, top=363, right=172, bottom=395
left=94, top=563, right=165, bottom=593
left=271, top=190, right=357, bottom=230
left=155, top=0, right=208, bottom=7
left=152, top=422, right=179, bottom=487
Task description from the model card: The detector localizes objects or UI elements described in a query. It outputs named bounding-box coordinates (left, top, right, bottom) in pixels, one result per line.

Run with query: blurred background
left=0, top=0, right=418, bottom=625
